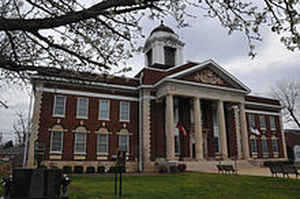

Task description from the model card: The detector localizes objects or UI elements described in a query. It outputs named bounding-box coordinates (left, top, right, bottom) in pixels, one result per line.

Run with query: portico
left=157, top=80, right=250, bottom=161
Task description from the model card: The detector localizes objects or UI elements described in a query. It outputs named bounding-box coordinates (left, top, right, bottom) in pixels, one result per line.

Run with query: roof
left=31, top=68, right=140, bottom=88
left=150, top=21, right=175, bottom=36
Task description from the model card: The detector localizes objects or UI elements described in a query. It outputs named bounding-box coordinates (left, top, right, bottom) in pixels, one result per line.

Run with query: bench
left=282, top=166, right=299, bottom=179
left=216, top=165, right=236, bottom=174
left=269, top=165, right=283, bottom=177
left=268, top=165, right=299, bottom=178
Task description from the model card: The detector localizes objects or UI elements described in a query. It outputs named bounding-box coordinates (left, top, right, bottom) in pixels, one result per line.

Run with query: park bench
left=216, top=165, right=236, bottom=174
left=268, top=165, right=299, bottom=178
left=282, top=165, right=299, bottom=179
left=269, top=165, right=283, bottom=177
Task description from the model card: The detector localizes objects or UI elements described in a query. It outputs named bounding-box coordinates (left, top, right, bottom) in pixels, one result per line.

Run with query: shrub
left=177, top=164, right=186, bottom=172
left=62, top=166, right=72, bottom=174
left=97, top=166, right=106, bottom=173
left=158, top=165, right=168, bottom=173
left=169, top=165, right=178, bottom=173
left=74, top=165, right=84, bottom=174
left=86, top=166, right=95, bottom=174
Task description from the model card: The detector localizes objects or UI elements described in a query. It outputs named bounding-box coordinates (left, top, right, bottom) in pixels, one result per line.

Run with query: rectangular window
left=164, top=46, right=176, bottom=66
left=53, top=96, right=66, bottom=116
left=270, top=116, right=277, bottom=130
left=77, top=98, right=89, bottom=118
left=74, top=133, right=87, bottom=154
left=120, top=101, right=130, bottom=121
left=147, top=49, right=152, bottom=66
left=99, top=100, right=110, bottom=120
left=259, top=115, right=266, bottom=130
left=119, top=134, right=129, bottom=152
left=250, top=139, right=258, bottom=153
left=50, top=131, right=63, bottom=153
left=97, top=134, right=109, bottom=154
left=248, top=114, right=256, bottom=128
left=215, top=137, right=219, bottom=153
left=272, top=139, right=279, bottom=153
left=262, top=139, right=268, bottom=153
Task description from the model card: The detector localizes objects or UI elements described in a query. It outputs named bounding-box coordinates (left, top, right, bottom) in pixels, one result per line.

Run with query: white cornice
left=31, top=75, right=139, bottom=91
left=245, top=109, right=280, bottom=116
left=37, top=87, right=139, bottom=102
left=245, top=101, right=282, bottom=109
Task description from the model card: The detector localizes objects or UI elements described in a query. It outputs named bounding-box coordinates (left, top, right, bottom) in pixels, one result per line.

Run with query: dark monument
left=2, top=141, right=71, bottom=199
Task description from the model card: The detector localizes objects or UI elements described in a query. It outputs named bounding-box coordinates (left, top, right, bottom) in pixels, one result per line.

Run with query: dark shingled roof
left=150, top=21, right=175, bottom=36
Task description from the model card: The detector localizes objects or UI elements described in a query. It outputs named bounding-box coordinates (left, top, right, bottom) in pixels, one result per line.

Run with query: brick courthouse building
left=27, top=23, right=288, bottom=171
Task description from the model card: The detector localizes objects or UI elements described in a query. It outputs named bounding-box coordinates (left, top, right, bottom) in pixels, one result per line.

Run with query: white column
left=239, top=103, right=250, bottom=159
left=233, top=106, right=242, bottom=159
left=165, top=94, right=175, bottom=160
left=279, top=111, right=288, bottom=159
left=194, top=97, right=203, bottom=160
left=218, top=100, right=228, bottom=159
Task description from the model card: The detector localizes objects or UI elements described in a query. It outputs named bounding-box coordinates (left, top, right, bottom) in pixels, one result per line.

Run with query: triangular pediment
left=167, top=60, right=250, bottom=93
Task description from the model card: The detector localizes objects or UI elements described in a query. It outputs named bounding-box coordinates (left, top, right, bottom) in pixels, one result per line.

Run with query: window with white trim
left=259, top=115, right=266, bottom=130
left=50, top=131, right=64, bottom=153
left=99, top=100, right=110, bottom=120
left=248, top=114, right=256, bottom=128
left=76, top=97, right=89, bottom=119
left=53, top=95, right=66, bottom=116
left=262, top=138, right=268, bottom=153
left=74, top=133, right=87, bottom=154
left=119, top=134, right=129, bottom=152
left=97, top=134, right=109, bottom=154
left=120, top=101, right=130, bottom=121
left=272, top=138, right=279, bottom=153
left=270, top=116, right=277, bottom=130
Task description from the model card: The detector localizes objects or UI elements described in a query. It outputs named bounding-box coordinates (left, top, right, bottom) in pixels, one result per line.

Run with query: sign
left=294, top=145, right=300, bottom=162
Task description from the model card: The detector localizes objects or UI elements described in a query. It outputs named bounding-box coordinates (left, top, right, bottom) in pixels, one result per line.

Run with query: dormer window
left=146, top=49, right=152, bottom=66
left=164, top=46, right=176, bottom=66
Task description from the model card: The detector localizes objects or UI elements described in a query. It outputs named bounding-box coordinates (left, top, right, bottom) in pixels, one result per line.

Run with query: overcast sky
left=1, top=7, right=300, bottom=142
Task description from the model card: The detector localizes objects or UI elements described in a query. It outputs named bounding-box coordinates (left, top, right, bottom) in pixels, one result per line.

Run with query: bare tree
left=12, top=111, right=29, bottom=145
left=272, top=80, right=300, bottom=128
left=0, top=0, right=300, bottom=83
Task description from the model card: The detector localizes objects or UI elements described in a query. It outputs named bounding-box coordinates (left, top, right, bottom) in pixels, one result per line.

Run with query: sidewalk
left=197, top=167, right=299, bottom=179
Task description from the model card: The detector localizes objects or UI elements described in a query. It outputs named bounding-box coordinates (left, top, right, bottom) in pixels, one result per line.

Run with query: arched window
left=73, top=125, right=90, bottom=155
left=272, top=136, right=279, bottom=157
left=95, top=126, right=111, bottom=155
left=48, top=124, right=67, bottom=154
left=261, top=135, right=269, bottom=158
left=117, top=127, right=132, bottom=153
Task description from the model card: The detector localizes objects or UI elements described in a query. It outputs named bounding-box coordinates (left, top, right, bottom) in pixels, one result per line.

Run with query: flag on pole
left=250, top=126, right=260, bottom=135
left=176, top=123, right=187, bottom=136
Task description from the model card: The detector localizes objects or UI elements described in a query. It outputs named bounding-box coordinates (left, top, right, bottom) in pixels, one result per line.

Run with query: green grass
left=68, top=172, right=300, bottom=199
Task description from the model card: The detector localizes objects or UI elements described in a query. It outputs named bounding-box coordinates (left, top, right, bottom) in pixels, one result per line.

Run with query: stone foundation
left=41, top=160, right=138, bottom=173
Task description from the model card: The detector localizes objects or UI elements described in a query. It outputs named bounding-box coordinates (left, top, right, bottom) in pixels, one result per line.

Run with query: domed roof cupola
left=144, top=21, right=185, bottom=70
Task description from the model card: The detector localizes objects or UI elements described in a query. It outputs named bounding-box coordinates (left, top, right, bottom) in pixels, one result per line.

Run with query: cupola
left=144, top=21, right=185, bottom=69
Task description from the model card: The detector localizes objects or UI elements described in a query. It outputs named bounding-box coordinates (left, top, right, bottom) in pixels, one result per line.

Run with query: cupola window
left=146, top=49, right=152, bottom=66
left=164, top=46, right=176, bottom=66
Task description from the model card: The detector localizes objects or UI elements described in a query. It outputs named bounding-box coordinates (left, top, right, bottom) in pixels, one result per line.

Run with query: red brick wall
left=38, top=88, right=139, bottom=162
left=150, top=100, right=166, bottom=160
left=246, top=112, right=283, bottom=158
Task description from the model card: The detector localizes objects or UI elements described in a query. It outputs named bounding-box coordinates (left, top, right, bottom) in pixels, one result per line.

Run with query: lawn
left=68, top=172, right=300, bottom=199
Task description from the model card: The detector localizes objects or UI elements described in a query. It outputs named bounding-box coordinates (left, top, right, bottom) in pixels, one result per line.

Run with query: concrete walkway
left=193, top=167, right=299, bottom=179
